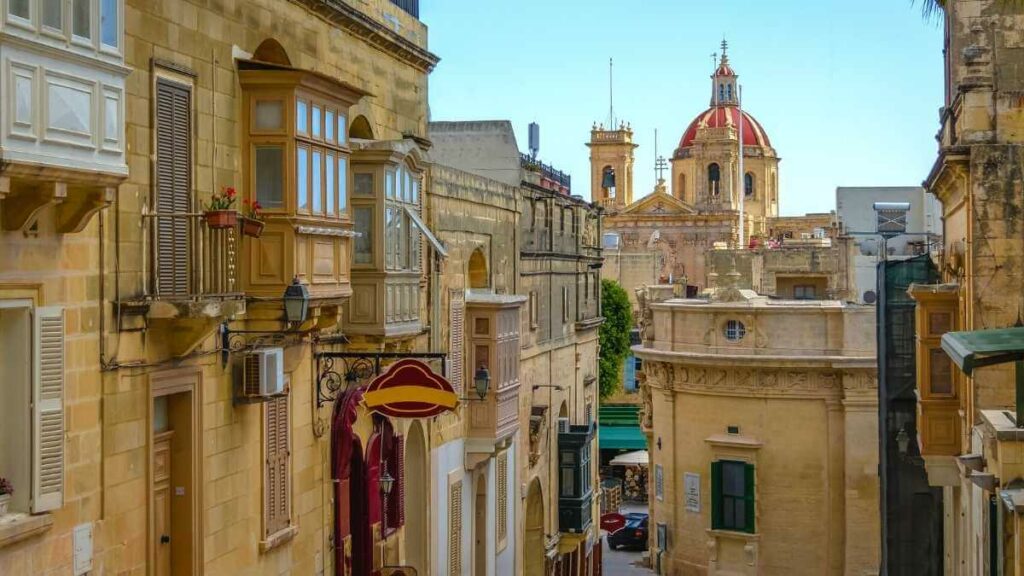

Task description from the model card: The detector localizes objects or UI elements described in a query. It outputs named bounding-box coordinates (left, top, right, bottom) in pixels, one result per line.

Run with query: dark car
left=608, top=512, right=649, bottom=550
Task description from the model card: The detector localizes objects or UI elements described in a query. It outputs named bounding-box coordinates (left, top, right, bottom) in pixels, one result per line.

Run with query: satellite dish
left=863, top=290, right=877, bottom=304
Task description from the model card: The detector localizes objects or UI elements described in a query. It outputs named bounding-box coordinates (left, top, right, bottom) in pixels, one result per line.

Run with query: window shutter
left=154, top=79, right=192, bottom=296
left=449, top=290, right=465, bottom=392
left=744, top=463, right=756, bottom=534
left=264, top=396, right=290, bottom=536
left=449, top=480, right=463, bottom=574
left=710, top=461, right=722, bottom=530
left=396, top=435, right=405, bottom=527
left=33, top=306, right=65, bottom=513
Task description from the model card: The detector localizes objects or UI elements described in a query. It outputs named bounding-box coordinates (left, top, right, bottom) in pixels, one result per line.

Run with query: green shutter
left=744, top=463, right=756, bottom=534
left=711, top=461, right=722, bottom=529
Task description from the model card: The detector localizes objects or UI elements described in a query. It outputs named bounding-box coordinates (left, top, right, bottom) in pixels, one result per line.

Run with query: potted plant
left=204, top=185, right=238, bottom=229
left=241, top=198, right=265, bottom=238
left=0, top=478, right=12, bottom=516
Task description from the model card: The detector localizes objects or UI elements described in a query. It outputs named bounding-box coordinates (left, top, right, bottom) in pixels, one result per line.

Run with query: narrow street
left=603, top=538, right=652, bottom=575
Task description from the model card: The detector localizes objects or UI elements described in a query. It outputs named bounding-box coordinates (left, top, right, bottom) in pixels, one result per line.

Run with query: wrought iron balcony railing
left=521, top=153, right=571, bottom=191
left=144, top=211, right=240, bottom=300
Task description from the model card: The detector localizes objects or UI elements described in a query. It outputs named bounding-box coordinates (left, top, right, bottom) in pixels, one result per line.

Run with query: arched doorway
left=331, top=389, right=371, bottom=576
left=474, top=474, right=488, bottom=576
left=525, top=479, right=545, bottom=576
left=468, top=248, right=488, bottom=290
left=405, top=422, right=428, bottom=572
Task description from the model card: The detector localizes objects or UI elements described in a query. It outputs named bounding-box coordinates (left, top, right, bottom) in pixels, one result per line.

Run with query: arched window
left=718, top=84, right=725, bottom=102
left=468, top=247, right=488, bottom=289
left=349, top=115, right=374, bottom=140
left=745, top=172, right=754, bottom=197
left=708, top=163, right=721, bottom=196
left=727, top=84, right=733, bottom=100
left=601, top=166, right=616, bottom=199
left=677, top=173, right=686, bottom=200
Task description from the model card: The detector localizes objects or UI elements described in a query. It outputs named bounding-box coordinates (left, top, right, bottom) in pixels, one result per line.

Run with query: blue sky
left=420, top=0, right=944, bottom=216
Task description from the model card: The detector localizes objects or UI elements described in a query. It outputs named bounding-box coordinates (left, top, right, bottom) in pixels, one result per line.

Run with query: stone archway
left=349, top=115, right=374, bottom=140
left=405, top=421, right=428, bottom=572
left=468, top=247, right=488, bottom=290
left=525, top=478, right=545, bottom=576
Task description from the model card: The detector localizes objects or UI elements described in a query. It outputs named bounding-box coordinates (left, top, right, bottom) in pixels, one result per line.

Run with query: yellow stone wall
left=0, top=213, right=104, bottom=574
left=637, top=299, right=879, bottom=576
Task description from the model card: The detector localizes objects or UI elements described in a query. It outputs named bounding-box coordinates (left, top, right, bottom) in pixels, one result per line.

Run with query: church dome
left=677, top=106, right=771, bottom=150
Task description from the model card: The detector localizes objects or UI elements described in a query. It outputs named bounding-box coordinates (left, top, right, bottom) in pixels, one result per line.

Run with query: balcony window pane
left=254, top=100, right=283, bottom=131
left=354, top=207, right=373, bottom=265
left=411, top=178, right=419, bottom=204
left=296, top=100, right=308, bottom=134
left=338, top=114, right=347, bottom=145
left=312, top=150, right=323, bottom=214
left=326, top=153, right=336, bottom=216
left=386, top=170, right=395, bottom=199
left=254, top=146, right=284, bottom=209
left=312, top=106, right=322, bottom=139
left=72, top=0, right=90, bottom=38
left=297, top=147, right=309, bottom=211
left=325, top=110, right=335, bottom=142
left=354, top=173, right=374, bottom=196
left=8, top=0, right=29, bottom=19
left=42, top=0, right=62, bottom=30
left=101, top=0, right=118, bottom=47
left=930, top=348, right=953, bottom=395
left=560, top=468, right=575, bottom=497
left=338, top=157, right=348, bottom=212
left=385, top=206, right=399, bottom=269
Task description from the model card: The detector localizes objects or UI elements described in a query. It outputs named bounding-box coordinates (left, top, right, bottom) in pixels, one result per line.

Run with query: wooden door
left=154, top=431, right=174, bottom=576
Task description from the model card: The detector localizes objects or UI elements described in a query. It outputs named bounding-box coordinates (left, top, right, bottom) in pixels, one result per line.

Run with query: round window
left=724, top=320, right=746, bottom=342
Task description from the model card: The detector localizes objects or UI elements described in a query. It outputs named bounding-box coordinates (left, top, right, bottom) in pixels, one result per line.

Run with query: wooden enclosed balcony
left=909, top=283, right=961, bottom=457
left=464, top=293, right=526, bottom=467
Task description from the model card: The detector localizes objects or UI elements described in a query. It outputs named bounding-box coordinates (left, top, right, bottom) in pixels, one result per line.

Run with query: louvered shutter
left=154, top=79, right=192, bottom=296
left=265, top=396, right=290, bottom=536
left=744, top=463, right=756, bottom=534
left=710, top=461, right=722, bottom=530
left=449, top=290, right=465, bottom=392
left=396, top=435, right=405, bottom=527
left=449, top=480, right=463, bottom=574
left=33, top=307, right=64, bottom=513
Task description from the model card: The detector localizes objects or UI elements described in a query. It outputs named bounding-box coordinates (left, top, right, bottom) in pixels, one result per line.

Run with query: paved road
left=602, top=503, right=654, bottom=575
left=602, top=538, right=653, bottom=575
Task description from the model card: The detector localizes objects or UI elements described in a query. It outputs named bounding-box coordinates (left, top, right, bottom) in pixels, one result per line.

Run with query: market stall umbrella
left=609, top=450, right=649, bottom=467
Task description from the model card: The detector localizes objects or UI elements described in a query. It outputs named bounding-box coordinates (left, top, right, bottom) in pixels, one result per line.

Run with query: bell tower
left=587, top=122, right=637, bottom=212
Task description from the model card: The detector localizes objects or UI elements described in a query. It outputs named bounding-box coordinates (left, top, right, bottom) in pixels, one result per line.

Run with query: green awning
left=599, top=425, right=647, bottom=451
left=599, top=404, right=640, bottom=427
left=941, top=327, right=1024, bottom=375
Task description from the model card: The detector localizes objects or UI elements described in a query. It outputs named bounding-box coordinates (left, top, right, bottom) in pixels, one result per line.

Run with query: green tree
left=599, top=279, right=633, bottom=400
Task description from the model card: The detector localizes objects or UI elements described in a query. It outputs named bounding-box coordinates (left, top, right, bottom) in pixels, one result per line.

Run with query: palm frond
left=911, top=0, right=946, bottom=20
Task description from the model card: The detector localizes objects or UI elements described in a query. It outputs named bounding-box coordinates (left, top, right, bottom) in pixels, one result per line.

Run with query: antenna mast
left=608, top=58, right=615, bottom=128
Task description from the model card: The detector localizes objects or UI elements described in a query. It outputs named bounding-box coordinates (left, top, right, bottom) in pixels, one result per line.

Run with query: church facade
left=596, top=45, right=835, bottom=299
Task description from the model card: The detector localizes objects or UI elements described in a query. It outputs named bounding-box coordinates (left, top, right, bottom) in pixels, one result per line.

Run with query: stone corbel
left=57, top=186, right=115, bottom=233
left=2, top=181, right=66, bottom=232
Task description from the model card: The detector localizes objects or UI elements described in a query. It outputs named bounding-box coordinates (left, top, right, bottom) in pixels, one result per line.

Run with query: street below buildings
left=602, top=538, right=653, bottom=575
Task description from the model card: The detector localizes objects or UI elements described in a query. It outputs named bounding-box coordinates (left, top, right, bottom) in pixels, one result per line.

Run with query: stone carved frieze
left=640, top=360, right=868, bottom=398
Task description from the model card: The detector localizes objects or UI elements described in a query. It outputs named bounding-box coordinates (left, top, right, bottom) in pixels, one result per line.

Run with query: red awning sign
left=363, top=359, right=458, bottom=418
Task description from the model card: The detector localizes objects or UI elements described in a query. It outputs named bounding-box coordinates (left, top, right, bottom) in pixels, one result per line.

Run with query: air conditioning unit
left=558, top=417, right=570, bottom=433
left=241, top=348, right=285, bottom=398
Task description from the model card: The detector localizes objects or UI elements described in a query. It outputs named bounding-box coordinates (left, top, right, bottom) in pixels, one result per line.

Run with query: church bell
left=601, top=167, right=616, bottom=189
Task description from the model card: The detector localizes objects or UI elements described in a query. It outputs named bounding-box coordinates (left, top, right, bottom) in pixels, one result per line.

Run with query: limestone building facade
left=911, top=1, right=1024, bottom=575
left=634, top=284, right=880, bottom=575
left=430, top=120, right=605, bottom=576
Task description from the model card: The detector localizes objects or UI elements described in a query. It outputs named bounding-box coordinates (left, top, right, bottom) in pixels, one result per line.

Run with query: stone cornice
left=642, top=362, right=876, bottom=400
left=635, top=347, right=876, bottom=371
left=294, top=0, right=440, bottom=73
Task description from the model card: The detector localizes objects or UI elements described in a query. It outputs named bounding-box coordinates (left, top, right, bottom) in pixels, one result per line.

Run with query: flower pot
left=204, top=210, right=238, bottom=229
left=241, top=218, right=265, bottom=238
left=0, top=494, right=10, bottom=516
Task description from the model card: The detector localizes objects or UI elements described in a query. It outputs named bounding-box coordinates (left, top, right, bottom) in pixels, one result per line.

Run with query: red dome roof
left=677, top=106, right=771, bottom=150
left=715, top=62, right=735, bottom=76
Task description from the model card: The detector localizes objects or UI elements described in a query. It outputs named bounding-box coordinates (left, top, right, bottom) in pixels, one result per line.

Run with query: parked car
left=608, top=512, right=649, bottom=550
